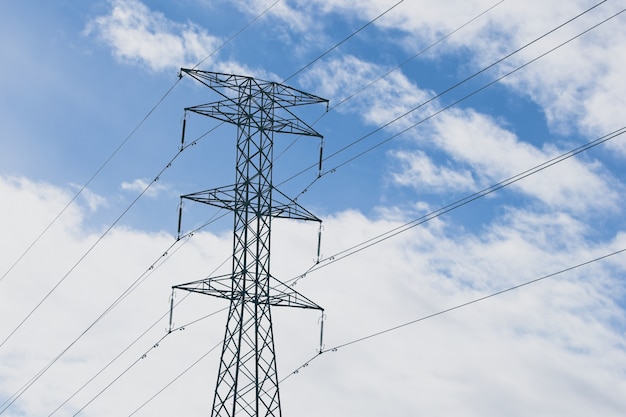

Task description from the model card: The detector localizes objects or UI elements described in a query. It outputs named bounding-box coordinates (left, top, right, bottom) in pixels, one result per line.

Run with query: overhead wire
left=0, top=0, right=282, bottom=291
left=281, top=0, right=405, bottom=83
left=192, top=0, right=282, bottom=71
left=0, top=223, right=194, bottom=414
left=281, top=246, right=626, bottom=383
left=0, top=206, right=232, bottom=416
left=124, top=309, right=257, bottom=417
left=274, top=0, right=505, bottom=163
left=289, top=126, right=626, bottom=285
left=126, top=340, right=223, bottom=417
left=277, top=0, right=614, bottom=194
left=319, top=4, right=625, bottom=175
left=0, top=130, right=202, bottom=350
left=46, top=212, right=231, bottom=417
left=0, top=0, right=283, bottom=345
left=71, top=307, right=229, bottom=417
left=111, top=194, right=626, bottom=414
left=0, top=82, right=180, bottom=289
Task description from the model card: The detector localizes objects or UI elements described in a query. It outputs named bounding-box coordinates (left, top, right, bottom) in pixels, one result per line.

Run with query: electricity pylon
left=173, top=69, right=327, bottom=417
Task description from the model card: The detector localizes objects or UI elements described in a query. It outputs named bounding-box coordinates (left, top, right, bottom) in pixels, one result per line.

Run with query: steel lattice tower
left=173, top=69, right=327, bottom=417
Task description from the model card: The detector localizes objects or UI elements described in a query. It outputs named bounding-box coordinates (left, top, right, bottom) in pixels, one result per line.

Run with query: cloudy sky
left=1, top=0, right=626, bottom=416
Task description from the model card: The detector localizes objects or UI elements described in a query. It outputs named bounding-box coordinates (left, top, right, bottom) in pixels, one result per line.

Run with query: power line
left=282, top=0, right=406, bottom=83
left=125, top=342, right=223, bottom=417
left=0, top=232, right=189, bottom=414
left=0, top=81, right=180, bottom=288
left=277, top=0, right=614, bottom=191
left=45, top=212, right=235, bottom=416
left=0, top=0, right=283, bottom=288
left=328, top=0, right=506, bottom=112
left=45, top=236, right=228, bottom=416
left=0, top=209, right=231, bottom=415
left=282, top=247, right=626, bottom=381
left=291, top=126, right=626, bottom=284
left=319, top=6, right=626, bottom=178
left=0, top=147, right=185, bottom=350
left=112, top=221, right=626, bottom=412
left=192, top=0, right=282, bottom=70
left=70, top=307, right=228, bottom=417
left=275, top=0, right=505, bottom=163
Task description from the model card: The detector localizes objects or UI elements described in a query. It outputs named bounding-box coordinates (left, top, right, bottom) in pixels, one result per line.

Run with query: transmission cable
left=0, top=206, right=230, bottom=415
left=0, top=127, right=218, bottom=350
left=281, top=246, right=626, bottom=383
left=45, top=212, right=231, bottom=417
left=193, top=0, right=282, bottom=70
left=70, top=306, right=229, bottom=417
left=289, top=126, right=626, bottom=286
left=0, top=84, right=179, bottom=289
left=275, top=0, right=505, bottom=163
left=0, top=0, right=282, bottom=291
left=126, top=340, right=222, bottom=417
left=124, top=311, right=256, bottom=417
left=282, top=0, right=405, bottom=83
left=101, top=239, right=626, bottom=414
left=277, top=0, right=614, bottom=192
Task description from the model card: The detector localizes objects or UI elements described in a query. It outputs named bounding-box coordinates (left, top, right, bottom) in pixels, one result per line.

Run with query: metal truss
left=173, top=69, right=327, bottom=417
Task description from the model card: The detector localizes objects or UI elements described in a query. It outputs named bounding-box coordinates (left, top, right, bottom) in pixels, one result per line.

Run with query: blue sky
left=1, top=1, right=626, bottom=416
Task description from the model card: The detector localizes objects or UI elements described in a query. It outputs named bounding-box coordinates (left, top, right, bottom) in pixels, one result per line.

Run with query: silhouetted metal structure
left=173, top=69, right=327, bottom=417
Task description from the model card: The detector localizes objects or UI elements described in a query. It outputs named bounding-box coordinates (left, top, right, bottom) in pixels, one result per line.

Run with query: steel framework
left=173, top=69, right=327, bottom=417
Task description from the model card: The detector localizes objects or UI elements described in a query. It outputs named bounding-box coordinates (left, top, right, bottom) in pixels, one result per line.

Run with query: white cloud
left=302, top=54, right=435, bottom=128
left=67, top=183, right=108, bottom=212
left=120, top=177, right=169, bottom=198
left=85, top=0, right=222, bottom=72
left=428, top=108, right=622, bottom=214
left=390, top=149, right=477, bottom=192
